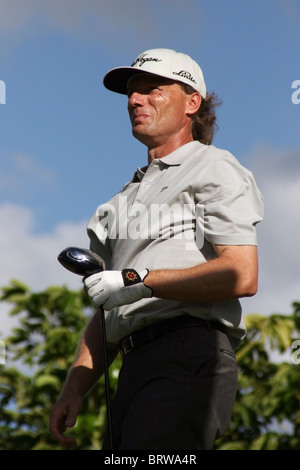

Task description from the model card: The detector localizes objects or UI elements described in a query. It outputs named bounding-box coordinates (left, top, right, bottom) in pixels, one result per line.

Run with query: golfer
left=49, top=48, right=263, bottom=450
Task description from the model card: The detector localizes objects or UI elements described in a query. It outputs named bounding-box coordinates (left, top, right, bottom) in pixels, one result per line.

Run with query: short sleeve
left=196, top=152, right=264, bottom=245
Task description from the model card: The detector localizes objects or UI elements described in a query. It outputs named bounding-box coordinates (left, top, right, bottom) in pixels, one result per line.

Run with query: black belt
left=119, top=315, right=227, bottom=357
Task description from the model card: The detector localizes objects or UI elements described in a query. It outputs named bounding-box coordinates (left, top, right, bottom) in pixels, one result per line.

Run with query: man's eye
left=127, top=86, right=160, bottom=97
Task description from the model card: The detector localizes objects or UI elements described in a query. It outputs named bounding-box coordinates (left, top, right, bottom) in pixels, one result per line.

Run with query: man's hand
left=84, top=268, right=152, bottom=310
left=49, top=391, right=83, bottom=450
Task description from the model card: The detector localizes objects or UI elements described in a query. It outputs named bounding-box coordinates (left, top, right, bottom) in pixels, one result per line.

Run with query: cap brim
left=103, top=67, right=152, bottom=95
left=103, top=66, right=183, bottom=95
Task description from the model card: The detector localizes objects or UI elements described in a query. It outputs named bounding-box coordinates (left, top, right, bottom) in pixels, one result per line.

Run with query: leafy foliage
left=1, top=280, right=300, bottom=450
left=0, top=280, right=121, bottom=450
left=215, top=305, right=300, bottom=450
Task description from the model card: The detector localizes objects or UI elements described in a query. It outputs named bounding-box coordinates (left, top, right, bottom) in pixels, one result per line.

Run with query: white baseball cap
left=103, top=48, right=207, bottom=98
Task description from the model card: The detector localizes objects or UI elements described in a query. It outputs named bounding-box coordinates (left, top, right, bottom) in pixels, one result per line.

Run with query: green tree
left=1, top=280, right=300, bottom=450
left=0, top=280, right=121, bottom=450
left=215, top=304, right=300, bottom=450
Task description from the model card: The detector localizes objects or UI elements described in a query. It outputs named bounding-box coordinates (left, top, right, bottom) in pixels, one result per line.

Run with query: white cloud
left=241, top=144, right=300, bottom=317
left=0, top=0, right=204, bottom=58
left=0, top=153, right=55, bottom=195
left=279, top=0, right=300, bottom=23
left=0, top=0, right=150, bottom=60
left=0, top=203, right=88, bottom=338
left=0, top=0, right=113, bottom=34
left=0, top=1, right=157, bottom=43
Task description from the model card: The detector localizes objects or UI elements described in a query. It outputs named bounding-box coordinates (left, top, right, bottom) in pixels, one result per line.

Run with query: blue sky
left=0, top=0, right=300, bottom=341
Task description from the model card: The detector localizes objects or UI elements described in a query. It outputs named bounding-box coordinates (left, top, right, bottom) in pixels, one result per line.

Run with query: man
left=49, top=48, right=263, bottom=450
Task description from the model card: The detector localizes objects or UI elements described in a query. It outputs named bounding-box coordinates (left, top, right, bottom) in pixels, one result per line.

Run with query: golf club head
left=57, top=246, right=105, bottom=277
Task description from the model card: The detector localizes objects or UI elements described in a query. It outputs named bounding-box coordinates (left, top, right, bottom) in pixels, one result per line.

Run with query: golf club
left=57, top=246, right=113, bottom=450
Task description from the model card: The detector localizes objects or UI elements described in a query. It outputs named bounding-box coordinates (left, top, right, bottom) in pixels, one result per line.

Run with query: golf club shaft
left=100, top=306, right=113, bottom=450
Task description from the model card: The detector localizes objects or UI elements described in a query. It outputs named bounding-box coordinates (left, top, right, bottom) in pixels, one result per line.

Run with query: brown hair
left=180, top=83, right=222, bottom=145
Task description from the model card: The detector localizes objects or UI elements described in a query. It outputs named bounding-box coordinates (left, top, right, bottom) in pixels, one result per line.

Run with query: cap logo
left=172, top=70, right=196, bottom=85
left=132, top=53, right=162, bottom=68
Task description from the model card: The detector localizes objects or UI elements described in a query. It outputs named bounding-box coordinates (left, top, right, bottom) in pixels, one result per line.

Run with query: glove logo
left=122, top=269, right=142, bottom=286
left=125, top=270, right=138, bottom=282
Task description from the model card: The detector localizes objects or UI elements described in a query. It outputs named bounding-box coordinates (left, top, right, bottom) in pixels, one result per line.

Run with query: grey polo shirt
left=87, top=141, right=264, bottom=349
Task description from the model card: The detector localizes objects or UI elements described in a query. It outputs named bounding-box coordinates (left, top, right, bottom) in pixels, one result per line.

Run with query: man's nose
left=128, top=91, right=145, bottom=107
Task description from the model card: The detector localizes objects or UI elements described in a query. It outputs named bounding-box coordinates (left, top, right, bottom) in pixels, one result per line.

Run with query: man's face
left=127, top=74, right=193, bottom=148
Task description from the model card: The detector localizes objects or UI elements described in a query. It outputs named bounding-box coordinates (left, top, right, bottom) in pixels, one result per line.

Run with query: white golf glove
left=84, top=268, right=152, bottom=310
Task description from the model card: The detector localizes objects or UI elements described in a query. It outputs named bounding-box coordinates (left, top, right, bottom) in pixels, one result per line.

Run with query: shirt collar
left=159, top=141, right=201, bottom=166
left=133, top=141, right=202, bottom=181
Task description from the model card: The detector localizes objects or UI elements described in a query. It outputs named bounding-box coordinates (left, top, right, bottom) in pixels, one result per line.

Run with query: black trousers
left=102, top=324, right=238, bottom=450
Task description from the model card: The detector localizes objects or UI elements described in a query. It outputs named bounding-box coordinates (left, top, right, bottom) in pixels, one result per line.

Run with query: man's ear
left=186, top=92, right=201, bottom=115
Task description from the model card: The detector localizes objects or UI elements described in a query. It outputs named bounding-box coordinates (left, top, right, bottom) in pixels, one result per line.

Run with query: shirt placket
left=128, top=161, right=160, bottom=218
